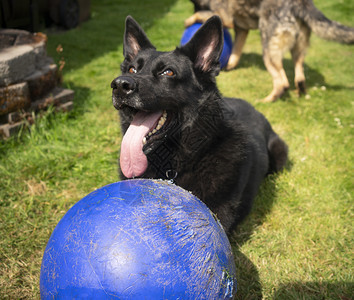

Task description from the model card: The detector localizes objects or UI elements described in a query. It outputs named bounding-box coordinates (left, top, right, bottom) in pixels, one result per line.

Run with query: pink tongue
left=120, top=110, right=163, bottom=178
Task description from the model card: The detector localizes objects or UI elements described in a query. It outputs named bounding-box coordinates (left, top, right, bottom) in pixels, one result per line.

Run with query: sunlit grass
left=0, top=0, right=353, bottom=298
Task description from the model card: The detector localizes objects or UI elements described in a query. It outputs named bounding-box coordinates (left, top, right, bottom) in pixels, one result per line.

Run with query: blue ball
left=181, top=22, right=233, bottom=69
left=40, top=179, right=237, bottom=299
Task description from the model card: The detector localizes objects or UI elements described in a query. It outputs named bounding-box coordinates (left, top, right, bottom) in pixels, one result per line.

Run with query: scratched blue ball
left=40, top=179, right=237, bottom=299
left=181, top=22, right=233, bottom=69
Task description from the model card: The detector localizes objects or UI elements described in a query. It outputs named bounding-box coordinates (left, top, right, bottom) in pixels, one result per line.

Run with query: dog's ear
left=180, top=16, right=223, bottom=73
left=123, top=16, right=155, bottom=61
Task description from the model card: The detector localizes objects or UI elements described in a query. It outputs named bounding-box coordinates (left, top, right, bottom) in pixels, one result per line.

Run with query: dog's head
left=111, top=16, right=224, bottom=179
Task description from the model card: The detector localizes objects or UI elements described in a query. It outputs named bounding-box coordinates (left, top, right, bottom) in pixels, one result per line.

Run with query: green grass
left=0, top=0, right=353, bottom=298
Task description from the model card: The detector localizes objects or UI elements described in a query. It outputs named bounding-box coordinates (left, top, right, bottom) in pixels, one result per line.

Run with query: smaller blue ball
left=181, top=22, right=233, bottom=69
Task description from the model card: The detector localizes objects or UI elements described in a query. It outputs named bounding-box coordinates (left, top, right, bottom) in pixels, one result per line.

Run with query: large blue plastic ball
left=40, top=179, right=237, bottom=299
left=181, top=22, right=233, bottom=69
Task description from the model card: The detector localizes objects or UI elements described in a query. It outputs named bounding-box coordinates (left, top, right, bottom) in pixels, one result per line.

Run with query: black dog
left=111, top=16, right=288, bottom=233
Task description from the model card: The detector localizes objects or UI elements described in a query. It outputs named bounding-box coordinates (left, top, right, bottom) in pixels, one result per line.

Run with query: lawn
left=0, top=0, right=353, bottom=298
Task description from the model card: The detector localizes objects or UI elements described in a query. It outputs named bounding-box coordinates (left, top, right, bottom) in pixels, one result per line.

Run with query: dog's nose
left=111, top=76, right=136, bottom=95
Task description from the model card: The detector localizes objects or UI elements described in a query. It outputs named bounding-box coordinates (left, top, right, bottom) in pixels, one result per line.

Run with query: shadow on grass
left=274, top=281, right=354, bottom=299
left=235, top=53, right=266, bottom=71
left=231, top=52, right=353, bottom=92
left=230, top=172, right=284, bottom=299
left=64, top=84, right=91, bottom=117
left=46, top=0, right=178, bottom=72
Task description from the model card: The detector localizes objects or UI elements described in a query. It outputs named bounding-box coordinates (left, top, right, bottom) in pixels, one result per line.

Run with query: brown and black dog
left=186, top=0, right=354, bottom=102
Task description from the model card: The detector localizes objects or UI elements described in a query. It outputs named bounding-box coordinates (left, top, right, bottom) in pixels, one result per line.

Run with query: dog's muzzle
left=111, top=76, right=137, bottom=109
left=111, top=76, right=136, bottom=95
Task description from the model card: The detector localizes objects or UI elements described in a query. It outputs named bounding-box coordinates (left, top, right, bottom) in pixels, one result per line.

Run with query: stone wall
left=0, top=29, right=74, bottom=138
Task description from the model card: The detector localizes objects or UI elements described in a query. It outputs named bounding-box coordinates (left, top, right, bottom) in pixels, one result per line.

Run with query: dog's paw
left=225, top=56, right=239, bottom=71
left=259, top=86, right=289, bottom=103
left=184, top=15, right=197, bottom=27
left=258, top=96, right=278, bottom=103
left=296, top=80, right=307, bottom=97
left=258, top=91, right=281, bottom=103
left=225, top=62, right=237, bottom=71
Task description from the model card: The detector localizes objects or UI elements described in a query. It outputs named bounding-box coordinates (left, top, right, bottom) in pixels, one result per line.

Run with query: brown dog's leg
left=260, top=21, right=299, bottom=103
left=292, top=50, right=306, bottom=96
left=226, top=27, right=249, bottom=70
left=291, top=23, right=311, bottom=97
left=262, top=48, right=290, bottom=103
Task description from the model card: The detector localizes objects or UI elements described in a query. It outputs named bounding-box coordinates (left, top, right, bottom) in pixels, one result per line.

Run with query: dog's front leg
left=226, top=27, right=249, bottom=70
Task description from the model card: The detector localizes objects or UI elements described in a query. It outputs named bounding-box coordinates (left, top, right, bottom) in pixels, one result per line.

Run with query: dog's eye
left=160, top=69, right=174, bottom=77
left=128, top=67, right=137, bottom=74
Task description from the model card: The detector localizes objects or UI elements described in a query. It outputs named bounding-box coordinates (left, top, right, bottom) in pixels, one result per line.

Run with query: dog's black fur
left=111, top=16, right=288, bottom=233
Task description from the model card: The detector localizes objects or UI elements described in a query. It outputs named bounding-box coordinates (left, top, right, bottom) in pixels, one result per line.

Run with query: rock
left=0, top=45, right=36, bottom=86
left=26, top=63, right=59, bottom=99
left=0, top=82, right=30, bottom=115
left=30, top=88, right=74, bottom=112
left=0, top=29, right=74, bottom=138
left=0, top=30, right=49, bottom=86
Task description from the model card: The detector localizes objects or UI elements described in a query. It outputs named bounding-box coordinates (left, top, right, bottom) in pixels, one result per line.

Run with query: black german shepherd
left=111, top=16, right=288, bottom=233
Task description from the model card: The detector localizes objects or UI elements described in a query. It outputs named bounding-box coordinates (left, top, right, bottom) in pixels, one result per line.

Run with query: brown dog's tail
left=295, top=2, right=354, bottom=44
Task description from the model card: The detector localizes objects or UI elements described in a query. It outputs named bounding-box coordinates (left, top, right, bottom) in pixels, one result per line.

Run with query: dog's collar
left=165, top=169, right=178, bottom=183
